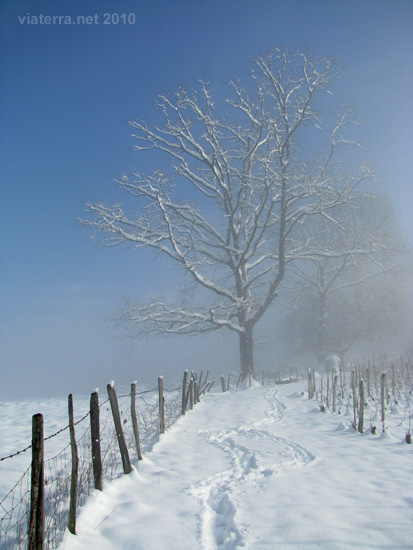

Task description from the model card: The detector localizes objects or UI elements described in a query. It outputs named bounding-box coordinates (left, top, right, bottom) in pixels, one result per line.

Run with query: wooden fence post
left=326, top=373, right=330, bottom=408
left=194, top=378, right=200, bottom=404
left=373, top=362, right=378, bottom=393
left=308, top=369, right=314, bottom=399
left=68, top=394, right=78, bottom=535
left=189, top=377, right=194, bottom=410
left=184, top=379, right=191, bottom=410
left=131, top=383, right=143, bottom=460
left=366, top=367, right=371, bottom=398
left=352, top=370, right=357, bottom=429
left=182, top=371, right=188, bottom=415
left=107, top=383, right=132, bottom=474
left=158, top=377, right=165, bottom=434
left=333, top=375, right=338, bottom=413
left=221, top=375, right=226, bottom=393
left=358, top=379, right=365, bottom=434
left=90, top=391, right=103, bottom=490
left=381, top=372, right=387, bottom=423
left=199, top=372, right=210, bottom=396
left=28, top=413, right=44, bottom=550
left=207, top=380, right=215, bottom=392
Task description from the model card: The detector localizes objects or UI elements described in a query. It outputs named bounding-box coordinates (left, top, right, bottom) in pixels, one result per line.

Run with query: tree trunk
left=239, top=323, right=255, bottom=380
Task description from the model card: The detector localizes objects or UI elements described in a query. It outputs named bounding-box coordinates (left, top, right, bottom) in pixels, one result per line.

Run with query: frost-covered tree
left=81, top=48, right=372, bottom=380
left=280, top=196, right=408, bottom=366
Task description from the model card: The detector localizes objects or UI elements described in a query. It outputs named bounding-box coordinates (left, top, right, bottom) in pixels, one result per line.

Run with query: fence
left=306, top=353, right=413, bottom=440
left=0, top=370, right=215, bottom=550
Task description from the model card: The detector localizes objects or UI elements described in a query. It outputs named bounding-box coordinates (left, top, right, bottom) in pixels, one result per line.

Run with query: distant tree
left=327, top=275, right=408, bottom=363
left=282, top=273, right=408, bottom=368
left=280, top=196, right=408, bottom=366
left=81, top=48, right=372, bottom=380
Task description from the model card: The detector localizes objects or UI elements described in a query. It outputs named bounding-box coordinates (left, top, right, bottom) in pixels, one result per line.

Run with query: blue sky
left=1, top=0, right=412, bottom=398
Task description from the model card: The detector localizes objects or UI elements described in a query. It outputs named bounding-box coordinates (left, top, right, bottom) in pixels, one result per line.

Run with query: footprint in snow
left=189, top=385, right=315, bottom=549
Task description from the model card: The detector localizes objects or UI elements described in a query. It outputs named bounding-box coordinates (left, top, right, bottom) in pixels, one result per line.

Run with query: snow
left=1, top=381, right=412, bottom=549
left=0, top=396, right=91, bottom=500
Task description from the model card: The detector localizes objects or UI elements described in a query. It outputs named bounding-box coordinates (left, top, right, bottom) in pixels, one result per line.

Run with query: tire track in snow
left=188, top=387, right=316, bottom=549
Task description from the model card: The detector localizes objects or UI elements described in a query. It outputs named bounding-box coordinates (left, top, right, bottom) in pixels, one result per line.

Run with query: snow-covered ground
left=40, top=379, right=413, bottom=550
left=1, top=379, right=411, bottom=549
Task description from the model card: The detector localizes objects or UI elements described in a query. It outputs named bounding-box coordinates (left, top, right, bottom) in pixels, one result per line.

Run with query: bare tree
left=81, top=48, right=372, bottom=380
left=281, top=196, right=408, bottom=366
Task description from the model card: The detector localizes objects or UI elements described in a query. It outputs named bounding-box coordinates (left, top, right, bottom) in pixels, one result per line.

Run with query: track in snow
left=188, top=387, right=316, bottom=549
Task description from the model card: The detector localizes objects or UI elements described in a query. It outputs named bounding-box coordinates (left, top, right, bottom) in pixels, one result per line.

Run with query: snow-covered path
left=59, top=381, right=412, bottom=550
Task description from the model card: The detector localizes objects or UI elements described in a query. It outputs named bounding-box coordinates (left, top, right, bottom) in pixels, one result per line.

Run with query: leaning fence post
left=107, top=382, right=132, bottom=474
left=189, top=377, right=194, bottom=410
left=158, top=377, right=165, bottom=434
left=68, top=394, right=78, bottom=535
left=28, top=413, right=45, bottom=550
left=90, top=391, right=103, bottom=490
left=131, top=383, right=143, bottom=460
left=184, top=379, right=191, bottom=410
left=182, top=371, right=188, bottom=415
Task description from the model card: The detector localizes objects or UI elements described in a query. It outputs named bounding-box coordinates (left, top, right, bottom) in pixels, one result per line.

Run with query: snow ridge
left=189, top=388, right=315, bottom=549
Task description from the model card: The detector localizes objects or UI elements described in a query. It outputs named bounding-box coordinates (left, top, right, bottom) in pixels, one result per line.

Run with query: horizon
left=1, top=0, right=412, bottom=399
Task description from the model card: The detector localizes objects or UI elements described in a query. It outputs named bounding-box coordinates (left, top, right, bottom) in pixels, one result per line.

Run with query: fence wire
left=0, top=384, right=182, bottom=550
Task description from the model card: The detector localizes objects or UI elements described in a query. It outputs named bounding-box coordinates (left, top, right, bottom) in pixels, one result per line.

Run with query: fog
left=1, top=0, right=412, bottom=400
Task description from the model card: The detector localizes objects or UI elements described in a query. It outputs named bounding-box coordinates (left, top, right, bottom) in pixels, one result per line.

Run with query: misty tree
left=81, top=48, right=372, bottom=380
left=281, top=273, right=408, bottom=368
left=280, top=196, right=407, bottom=366
left=328, top=276, right=407, bottom=363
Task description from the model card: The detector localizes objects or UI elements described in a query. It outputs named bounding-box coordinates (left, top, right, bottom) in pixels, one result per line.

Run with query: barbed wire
left=0, top=408, right=91, bottom=463
left=0, top=388, right=165, bottom=463
left=0, top=445, right=33, bottom=463
left=0, top=380, right=184, bottom=550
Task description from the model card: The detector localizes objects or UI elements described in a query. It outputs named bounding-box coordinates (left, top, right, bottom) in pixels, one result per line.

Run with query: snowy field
left=0, top=384, right=179, bottom=549
left=0, top=386, right=161, bottom=498
left=1, top=378, right=412, bottom=549
left=0, top=396, right=91, bottom=497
